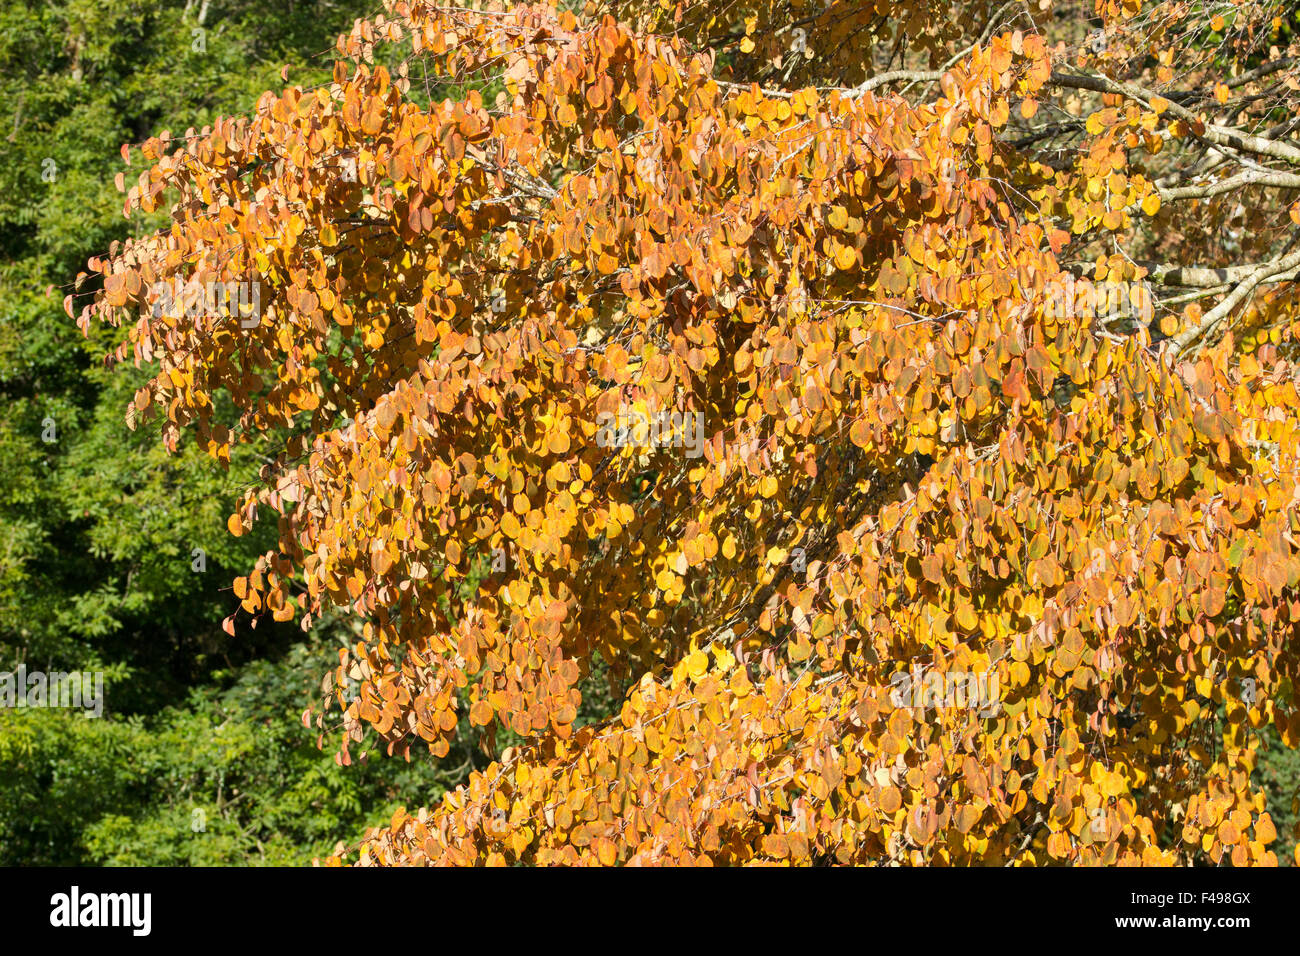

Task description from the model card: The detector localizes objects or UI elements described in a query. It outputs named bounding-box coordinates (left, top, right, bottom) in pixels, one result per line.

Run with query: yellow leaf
left=596, top=838, right=616, bottom=865
left=686, top=648, right=708, bottom=679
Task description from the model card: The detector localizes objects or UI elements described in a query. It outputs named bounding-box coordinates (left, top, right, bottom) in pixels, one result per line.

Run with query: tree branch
left=848, top=69, right=942, bottom=96
left=1159, top=168, right=1300, bottom=203
left=1168, top=246, right=1300, bottom=355
left=1049, top=70, right=1300, bottom=168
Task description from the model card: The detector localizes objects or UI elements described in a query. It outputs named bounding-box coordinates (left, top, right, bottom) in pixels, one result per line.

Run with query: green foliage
left=0, top=0, right=461, bottom=866
left=0, top=0, right=377, bottom=692
left=0, top=640, right=459, bottom=866
left=1257, top=726, right=1300, bottom=866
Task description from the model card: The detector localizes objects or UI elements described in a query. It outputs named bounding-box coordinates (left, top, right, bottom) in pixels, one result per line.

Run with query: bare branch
left=1159, top=168, right=1300, bottom=202
left=1138, top=258, right=1298, bottom=288
left=847, top=69, right=941, bottom=96
left=1168, top=247, right=1300, bottom=355
left=1049, top=70, right=1300, bottom=168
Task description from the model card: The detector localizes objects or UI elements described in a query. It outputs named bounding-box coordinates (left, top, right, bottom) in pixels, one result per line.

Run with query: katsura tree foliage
left=76, top=0, right=1300, bottom=865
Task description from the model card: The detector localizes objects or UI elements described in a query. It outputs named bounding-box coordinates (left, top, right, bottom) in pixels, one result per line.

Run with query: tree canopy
left=74, top=0, right=1300, bottom=865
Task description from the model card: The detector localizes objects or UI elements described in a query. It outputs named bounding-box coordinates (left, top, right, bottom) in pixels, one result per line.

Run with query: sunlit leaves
left=76, top=0, right=1300, bottom=867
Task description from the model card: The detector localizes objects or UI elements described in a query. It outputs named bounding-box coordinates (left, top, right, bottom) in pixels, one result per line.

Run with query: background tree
left=0, top=0, right=497, bottom=866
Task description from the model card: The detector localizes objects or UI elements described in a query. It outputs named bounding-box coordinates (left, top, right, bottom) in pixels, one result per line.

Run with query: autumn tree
left=74, top=0, right=1300, bottom=864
